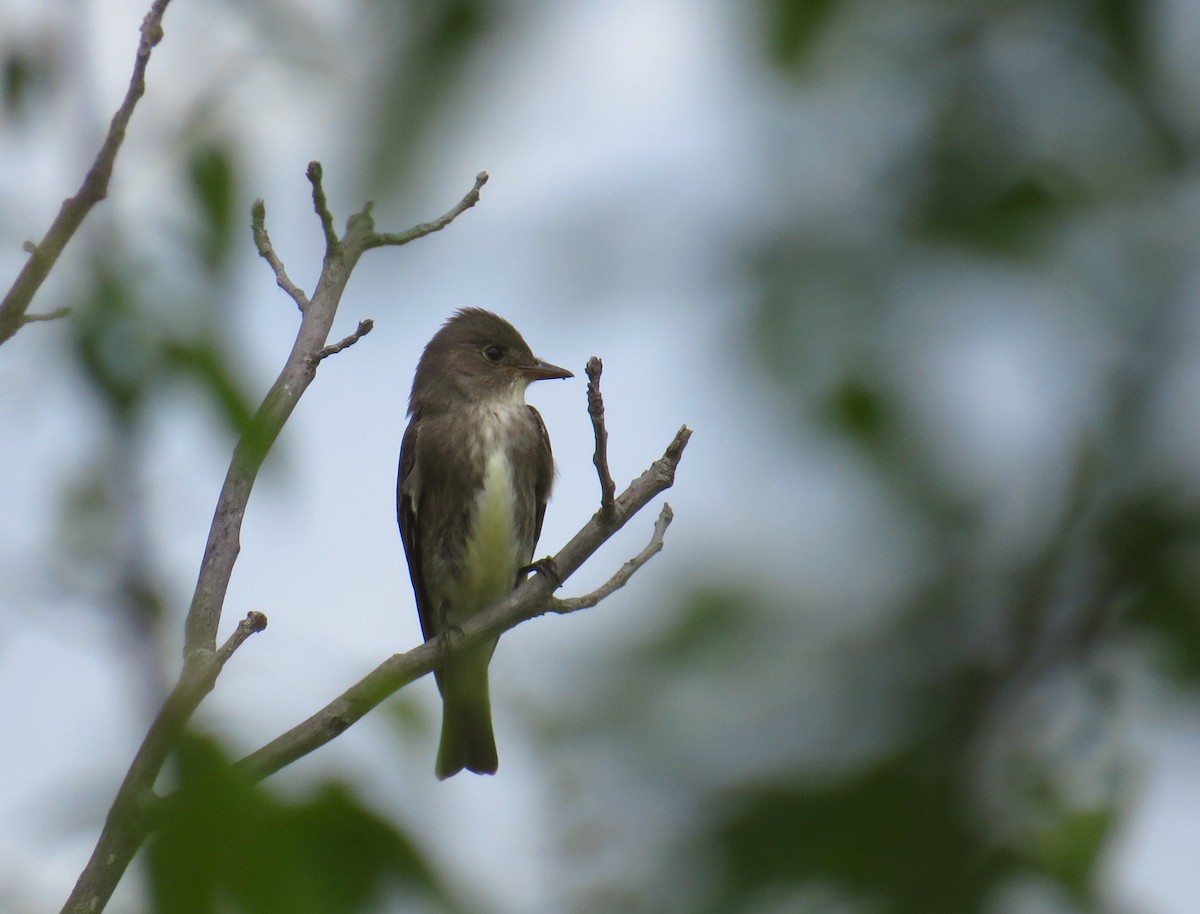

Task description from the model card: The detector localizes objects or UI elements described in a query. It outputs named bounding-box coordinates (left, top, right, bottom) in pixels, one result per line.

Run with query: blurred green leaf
left=913, top=125, right=1074, bottom=255
left=712, top=748, right=1010, bottom=914
left=363, top=0, right=492, bottom=196
left=187, top=142, right=238, bottom=273
left=72, top=263, right=160, bottom=421
left=760, top=0, right=840, bottom=71
left=1088, top=0, right=1145, bottom=82
left=1025, top=807, right=1113, bottom=903
left=2, top=50, right=33, bottom=116
left=163, top=335, right=257, bottom=439
left=148, top=734, right=456, bottom=914
left=636, top=587, right=752, bottom=669
left=1, top=43, right=52, bottom=118
left=1104, top=493, right=1200, bottom=681
left=823, top=376, right=887, bottom=448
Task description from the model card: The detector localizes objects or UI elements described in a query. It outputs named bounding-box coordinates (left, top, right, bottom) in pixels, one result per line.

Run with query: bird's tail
left=436, top=658, right=498, bottom=780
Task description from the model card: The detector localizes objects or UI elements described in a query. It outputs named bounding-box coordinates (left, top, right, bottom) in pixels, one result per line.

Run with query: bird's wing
left=527, top=405, right=554, bottom=549
left=397, top=416, right=438, bottom=642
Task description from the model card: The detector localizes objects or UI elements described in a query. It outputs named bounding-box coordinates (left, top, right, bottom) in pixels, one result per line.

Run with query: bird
left=397, top=308, right=573, bottom=779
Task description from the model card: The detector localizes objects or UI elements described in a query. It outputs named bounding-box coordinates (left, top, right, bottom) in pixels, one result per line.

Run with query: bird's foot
left=520, top=555, right=562, bottom=588
left=435, top=610, right=464, bottom=654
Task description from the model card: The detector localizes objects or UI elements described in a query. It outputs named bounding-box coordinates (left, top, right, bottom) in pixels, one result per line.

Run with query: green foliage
left=1, top=45, right=46, bottom=118
left=147, top=735, right=456, bottom=914
left=823, top=377, right=887, bottom=448
left=70, top=264, right=257, bottom=439
left=636, top=586, right=750, bottom=669
left=1024, top=807, right=1113, bottom=902
left=712, top=753, right=1008, bottom=914
left=163, top=335, right=257, bottom=439
left=361, top=0, right=494, bottom=198
left=760, top=0, right=841, bottom=72
left=72, top=264, right=159, bottom=422
left=1105, top=493, right=1200, bottom=680
left=187, top=142, right=239, bottom=274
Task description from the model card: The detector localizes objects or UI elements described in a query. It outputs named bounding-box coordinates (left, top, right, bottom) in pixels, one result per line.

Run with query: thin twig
left=0, top=0, right=172, bottom=346
left=317, top=319, right=374, bottom=361
left=553, top=504, right=673, bottom=612
left=251, top=201, right=310, bottom=311
left=307, top=162, right=338, bottom=251
left=365, top=172, right=489, bottom=249
left=22, top=307, right=72, bottom=324
left=586, top=357, right=617, bottom=520
left=215, top=611, right=269, bottom=665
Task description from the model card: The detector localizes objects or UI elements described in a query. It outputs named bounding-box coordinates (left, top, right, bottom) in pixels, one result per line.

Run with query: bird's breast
left=443, top=409, right=525, bottom=622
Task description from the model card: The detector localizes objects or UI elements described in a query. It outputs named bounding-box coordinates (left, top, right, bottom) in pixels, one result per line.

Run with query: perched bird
left=397, top=308, right=573, bottom=779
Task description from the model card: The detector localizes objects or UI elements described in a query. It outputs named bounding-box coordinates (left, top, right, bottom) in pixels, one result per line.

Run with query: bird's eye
left=483, top=345, right=504, bottom=362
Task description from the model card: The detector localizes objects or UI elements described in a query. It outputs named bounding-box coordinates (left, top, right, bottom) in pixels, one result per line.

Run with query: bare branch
left=307, top=161, right=338, bottom=251
left=233, top=424, right=691, bottom=784
left=62, top=166, right=488, bottom=914
left=553, top=503, right=673, bottom=613
left=364, top=171, right=489, bottom=249
left=317, top=319, right=374, bottom=361
left=22, top=307, right=72, bottom=325
left=251, top=200, right=310, bottom=311
left=586, top=356, right=617, bottom=520
left=216, top=611, right=269, bottom=665
left=58, top=611, right=266, bottom=914
left=0, top=0, right=173, bottom=347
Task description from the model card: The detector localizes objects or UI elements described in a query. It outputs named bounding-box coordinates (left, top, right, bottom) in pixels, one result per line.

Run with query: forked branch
left=60, top=165, right=488, bottom=914
left=234, top=419, right=691, bottom=784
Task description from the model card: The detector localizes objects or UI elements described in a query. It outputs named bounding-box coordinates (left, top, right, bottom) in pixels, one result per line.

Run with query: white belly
left=444, top=446, right=520, bottom=624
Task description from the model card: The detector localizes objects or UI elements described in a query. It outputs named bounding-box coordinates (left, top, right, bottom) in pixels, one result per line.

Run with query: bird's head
left=410, top=308, right=573, bottom=413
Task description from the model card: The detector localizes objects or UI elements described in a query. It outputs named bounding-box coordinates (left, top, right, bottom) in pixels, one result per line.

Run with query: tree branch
left=586, top=356, right=617, bottom=520
left=308, top=161, right=339, bottom=252
left=552, top=503, right=673, bottom=612
left=364, top=172, right=489, bottom=249
left=58, top=612, right=266, bottom=914
left=185, top=164, right=483, bottom=657
left=317, top=319, right=374, bottom=361
left=22, top=307, right=72, bottom=325
left=0, top=0, right=173, bottom=347
left=251, top=200, right=310, bottom=311
left=61, top=165, right=486, bottom=914
left=234, top=424, right=690, bottom=784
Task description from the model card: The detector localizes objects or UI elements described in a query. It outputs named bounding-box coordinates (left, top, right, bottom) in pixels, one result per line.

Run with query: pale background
left=2, top=0, right=1200, bottom=912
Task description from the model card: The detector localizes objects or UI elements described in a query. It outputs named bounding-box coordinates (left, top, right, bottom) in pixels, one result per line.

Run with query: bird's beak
left=519, top=359, right=574, bottom=382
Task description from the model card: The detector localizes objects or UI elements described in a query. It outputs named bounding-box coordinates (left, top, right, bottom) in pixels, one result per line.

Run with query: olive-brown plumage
left=397, top=308, right=572, bottom=778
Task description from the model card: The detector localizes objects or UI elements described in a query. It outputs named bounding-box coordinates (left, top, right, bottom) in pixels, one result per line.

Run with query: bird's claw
left=520, top=555, right=562, bottom=588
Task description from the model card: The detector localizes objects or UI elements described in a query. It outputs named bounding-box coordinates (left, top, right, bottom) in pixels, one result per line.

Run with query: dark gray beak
left=519, top=359, right=574, bottom=381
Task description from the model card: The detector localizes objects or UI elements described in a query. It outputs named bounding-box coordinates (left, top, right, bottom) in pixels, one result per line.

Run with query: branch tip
left=317, top=318, right=374, bottom=362
left=251, top=198, right=309, bottom=312
left=666, top=425, right=692, bottom=462
left=364, top=169, right=490, bottom=249
left=214, top=610, right=269, bottom=667
left=585, top=356, right=617, bottom=518
left=23, top=307, right=71, bottom=325
left=554, top=500, right=676, bottom=614
left=307, top=160, right=338, bottom=250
